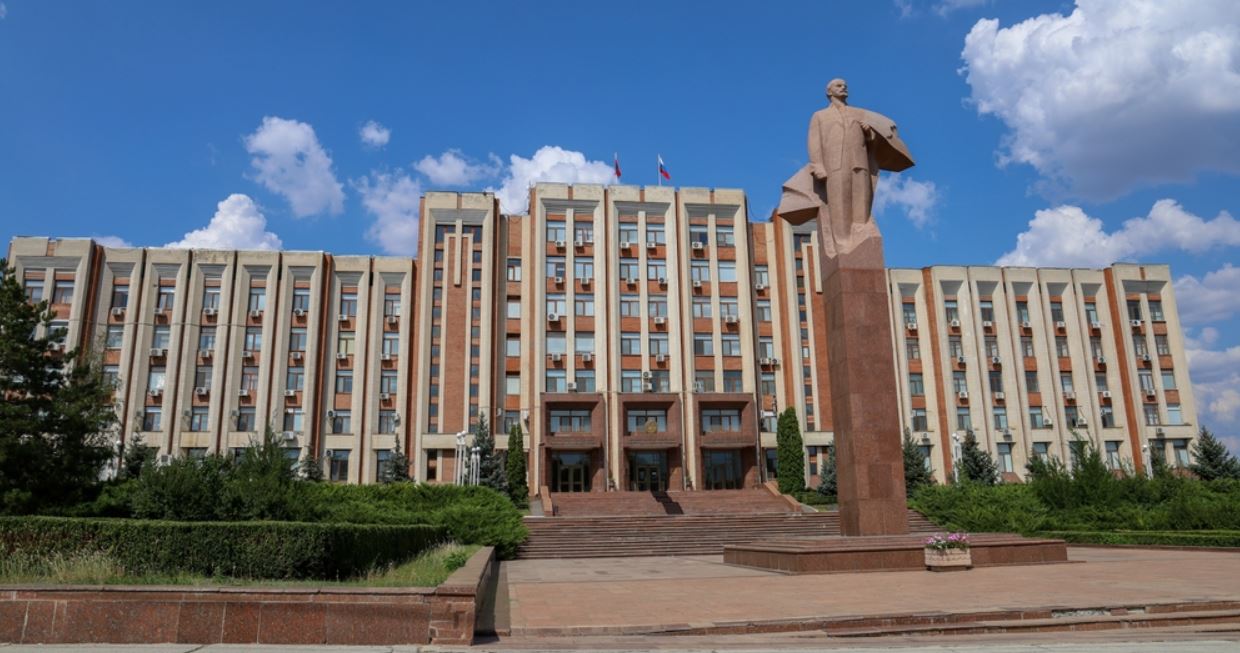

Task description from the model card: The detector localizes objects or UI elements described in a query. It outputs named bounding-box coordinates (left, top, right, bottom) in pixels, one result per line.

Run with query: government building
left=7, top=183, right=1200, bottom=492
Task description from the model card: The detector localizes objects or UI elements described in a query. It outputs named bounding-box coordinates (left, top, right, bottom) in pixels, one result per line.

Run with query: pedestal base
left=723, top=533, right=1068, bottom=574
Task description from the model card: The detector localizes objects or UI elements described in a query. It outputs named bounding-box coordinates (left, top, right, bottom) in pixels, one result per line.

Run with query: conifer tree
left=1190, top=427, right=1240, bottom=481
left=816, top=444, right=837, bottom=498
left=776, top=407, right=806, bottom=494
left=902, top=428, right=934, bottom=495
left=472, top=415, right=507, bottom=492
left=505, top=424, right=528, bottom=507
left=958, top=429, right=999, bottom=485
left=380, top=438, right=412, bottom=483
left=119, top=431, right=155, bottom=480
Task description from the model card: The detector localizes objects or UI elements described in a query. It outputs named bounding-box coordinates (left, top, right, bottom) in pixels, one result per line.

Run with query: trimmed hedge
left=1040, top=530, right=1240, bottom=548
left=0, top=516, right=444, bottom=580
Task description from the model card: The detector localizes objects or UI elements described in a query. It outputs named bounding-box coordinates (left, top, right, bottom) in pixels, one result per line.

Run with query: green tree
left=297, top=452, right=325, bottom=481
left=816, top=445, right=837, bottom=498
left=379, top=438, right=412, bottom=483
left=505, top=424, right=528, bottom=507
left=471, top=415, right=507, bottom=493
left=902, top=428, right=934, bottom=496
left=776, top=408, right=806, bottom=494
left=1190, top=427, right=1240, bottom=481
left=119, top=431, right=155, bottom=480
left=958, top=429, right=999, bottom=485
left=219, top=425, right=297, bottom=520
left=0, top=260, right=115, bottom=514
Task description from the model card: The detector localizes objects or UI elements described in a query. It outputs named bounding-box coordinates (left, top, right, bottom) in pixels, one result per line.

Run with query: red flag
left=613, top=153, right=622, bottom=179
left=658, top=155, right=671, bottom=181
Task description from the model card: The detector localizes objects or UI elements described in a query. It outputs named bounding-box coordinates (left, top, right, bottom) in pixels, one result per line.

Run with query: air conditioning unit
left=620, top=240, right=633, bottom=249
left=550, top=353, right=563, bottom=363
left=646, top=241, right=658, bottom=250
left=1064, top=391, right=1075, bottom=400
left=336, top=351, right=348, bottom=360
left=194, top=386, right=208, bottom=396
left=642, top=382, right=654, bottom=392
left=566, top=381, right=577, bottom=392
left=111, top=307, right=125, bottom=317
left=1130, top=319, right=1143, bottom=327
left=994, top=391, right=1005, bottom=400
left=1055, top=321, right=1067, bottom=329
left=755, top=283, right=767, bottom=291
left=249, top=309, right=262, bottom=318
left=1101, top=390, right=1112, bottom=399
left=386, top=315, right=398, bottom=324
left=553, top=275, right=564, bottom=285
left=724, top=315, right=739, bottom=324
left=1021, top=320, right=1032, bottom=328
left=1075, top=418, right=1088, bottom=427
left=338, top=314, right=349, bottom=322
left=198, top=349, right=212, bottom=358
left=554, top=239, right=567, bottom=249
left=956, top=355, right=966, bottom=365
left=1141, top=353, right=1151, bottom=362
left=581, top=353, right=593, bottom=362
left=655, top=353, right=667, bottom=363
left=581, top=277, right=592, bottom=287
left=149, top=347, right=166, bottom=357
left=203, top=307, right=217, bottom=317
left=1145, top=388, right=1157, bottom=397
left=379, top=392, right=391, bottom=401
left=291, top=351, right=303, bottom=361
left=991, top=356, right=1001, bottom=365
left=1043, top=419, right=1053, bottom=428
left=282, top=431, right=298, bottom=442
left=238, top=388, right=250, bottom=397
left=547, top=313, right=559, bottom=322
left=950, top=319, right=961, bottom=328
left=243, top=350, right=256, bottom=359
left=284, top=389, right=297, bottom=398
left=148, top=387, right=163, bottom=397
left=293, top=308, right=306, bottom=317
left=759, top=357, right=776, bottom=366
left=691, top=242, right=705, bottom=250
left=1090, top=320, right=1102, bottom=329
left=693, top=381, right=705, bottom=393
left=957, top=391, right=968, bottom=400
left=905, top=321, right=918, bottom=331
left=574, top=238, right=585, bottom=248
left=657, top=276, right=667, bottom=286
left=653, top=316, right=666, bottom=325
left=1095, top=355, right=1106, bottom=364
left=156, top=454, right=174, bottom=466
left=692, top=280, right=702, bottom=288
left=982, top=320, right=993, bottom=328
left=641, top=370, right=653, bottom=379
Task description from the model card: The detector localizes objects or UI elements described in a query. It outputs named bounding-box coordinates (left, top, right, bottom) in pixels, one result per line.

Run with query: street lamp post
left=951, top=432, right=963, bottom=483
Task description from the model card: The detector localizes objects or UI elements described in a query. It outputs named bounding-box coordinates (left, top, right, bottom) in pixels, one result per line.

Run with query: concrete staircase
left=547, top=489, right=793, bottom=517
left=517, top=506, right=940, bottom=559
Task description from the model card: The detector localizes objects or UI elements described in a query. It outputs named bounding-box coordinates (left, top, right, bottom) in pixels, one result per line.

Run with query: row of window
left=542, top=221, right=741, bottom=248
left=904, top=295, right=1166, bottom=329
left=104, top=326, right=401, bottom=357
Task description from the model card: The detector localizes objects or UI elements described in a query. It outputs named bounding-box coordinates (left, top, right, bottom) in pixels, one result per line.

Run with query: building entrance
left=704, top=449, right=744, bottom=489
left=550, top=452, right=591, bottom=492
left=628, top=451, right=668, bottom=491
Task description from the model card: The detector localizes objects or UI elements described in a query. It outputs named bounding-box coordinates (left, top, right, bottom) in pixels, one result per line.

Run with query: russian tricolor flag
left=658, top=155, right=671, bottom=181
left=613, top=153, right=622, bottom=180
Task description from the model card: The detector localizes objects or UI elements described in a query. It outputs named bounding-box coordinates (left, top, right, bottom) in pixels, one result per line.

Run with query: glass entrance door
left=628, top=451, right=668, bottom=491
left=704, top=450, right=743, bottom=489
left=550, top=452, right=591, bottom=492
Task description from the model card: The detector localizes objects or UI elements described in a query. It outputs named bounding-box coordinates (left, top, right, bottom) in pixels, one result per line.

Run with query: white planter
left=924, top=548, right=972, bottom=571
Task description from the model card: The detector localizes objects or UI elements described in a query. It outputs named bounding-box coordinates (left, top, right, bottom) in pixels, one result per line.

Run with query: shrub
left=1039, top=530, right=1240, bottom=548
left=1191, top=427, right=1240, bottom=481
left=506, top=425, right=529, bottom=508
left=776, top=408, right=806, bottom=494
left=911, top=483, right=1048, bottom=534
left=129, top=455, right=231, bottom=521
left=957, top=430, right=999, bottom=485
left=0, top=516, right=443, bottom=580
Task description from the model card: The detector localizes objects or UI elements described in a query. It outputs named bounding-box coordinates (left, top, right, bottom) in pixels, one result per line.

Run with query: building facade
left=8, top=183, right=1200, bottom=490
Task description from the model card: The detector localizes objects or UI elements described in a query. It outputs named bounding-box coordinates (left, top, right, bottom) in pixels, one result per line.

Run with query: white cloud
left=166, top=194, right=282, bottom=251
left=244, top=116, right=345, bottom=217
left=1186, top=340, right=1240, bottom=454
left=1174, top=265, right=1240, bottom=326
left=359, top=120, right=391, bottom=148
left=935, top=0, right=987, bottom=16
left=490, top=146, right=615, bottom=214
left=415, top=150, right=501, bottom=187
left=94, top=236, right=133, bottom=248
left=874, top=174, right=939, bottom=228
left=961, top=0, right=1240, bottom=199
left=0, top=3, right=7, bottom=19
left=354, top=171, right=422, bottom=256
left=996, top=199, right=1240, bottom=267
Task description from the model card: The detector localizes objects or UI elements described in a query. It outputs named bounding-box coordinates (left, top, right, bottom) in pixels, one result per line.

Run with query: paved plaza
left=503, top=547, right=1240, bottom=636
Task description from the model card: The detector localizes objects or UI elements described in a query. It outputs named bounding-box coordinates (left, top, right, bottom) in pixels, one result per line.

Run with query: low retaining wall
left=0, top=546, right=496, bottom=646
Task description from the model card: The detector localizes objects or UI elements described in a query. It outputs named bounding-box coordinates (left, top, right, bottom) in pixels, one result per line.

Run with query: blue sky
left=1, top=0, right=1238, bottom=449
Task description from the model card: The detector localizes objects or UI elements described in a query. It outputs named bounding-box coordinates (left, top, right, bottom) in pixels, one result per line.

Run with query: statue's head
left=826, top=78, right=849, bottom=102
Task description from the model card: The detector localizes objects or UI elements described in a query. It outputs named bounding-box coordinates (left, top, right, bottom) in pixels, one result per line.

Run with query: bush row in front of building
left=0, top=517, right=444, bottom=580
left=1037, top=529, right=1240, bottom=548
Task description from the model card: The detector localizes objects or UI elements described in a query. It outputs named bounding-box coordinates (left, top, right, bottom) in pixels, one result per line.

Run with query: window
left=339, top=292, right=357, bottom=317
left=382, top=332, right=399, bottom=356
left=1082, top=301, right=1098, bottom=324
left=190, top=407, right=209, bottom=432
left=1065, top=404, right=1080, bottom=426
left=546, top=333, right=567, bottom=355
left=541, top=367, right=569, bottom=393
left=240, top=366, right=259, bottom=392
left=993, top=406, right=1009, bottom=430
left=989, top=370, right=1004, bottom=393
left=1029, top=407, right=1048, bottom=429
left=619, top=258, right=640, bottom=280
left=546, top=221, right=567, bottom=242
left=105, top=325, right=124, bottom=349
left=618, top=294, right=640, bottom=317
left=692, top=296, right=712, bottom=318
left=237, top=407, right=256, bottom=432
left=1100, top=405, right=1115, bottom=428
left=911, top=408, right=928, bottom=431
left=723, top=370, right=744, bottom=392
left=337, top=332, right=355, bottom=356
left=905, top=338, right=921, bottom=361
left=1154, top=335, right=1170, bottom=356
left=505, top=336, right=521, bottom=358
left=1166, top=403, right=1183, bottom=425
left=621, top=332, right=642, bottom=356
left=1133, top=334, right=1149, bottom=357
left=720, top=334, right=741, bottom=356
left=717, top=261, right=737, bottom=282
left=110, top=285, right=129, bottom=310
left=506, top=258, right=522, bottom=281
left=575, top=294, right=595, bottom=316
left=1144, top=404, right=1160, bottom=426
left=690, top=260, right=711, bottom=282
left=716, top=224, right=735, bottom=246
left=620, top=370, right=643, bottom=393
left=701, top=409, right=742, bottom=432
left=147, top=366, right=166, bottom=393
left=1032, top=442, right=1051, bottom=461
left=576, top=369, right=596, bottom=392
left=985, top=336, right=1000, bottom=358
left=288, top=327, right=307, bottom=353
left=756, top=300, right=772, bottom=322
left=503, top=411, right=521, bottom=434
left=948, top=336, right=964, bottom=359
left=335, top=370, right=353, bottom=394
left=952, top=371, right=967, bottom=394
left=688, top=223, right=709, bottom=245
left=1127, top=299, right=1142, bottom=322
left=996, top=443, right=1014, bottom=473
left=291, top=287, right=310, bottom=313
left=377, top=411, right=397, bottom=434
left=648, top=332, right=669, bottom=356
left=1105, top=441, right=1121, bottom=469
left=141, top=406, right=161, bottom=431
left=574, top=221, right=593, bottom=243
left=758, top=337, right=776, bottom=359
left=760, top=372, right=776, bottom=398
left=1138, top=370, right=1154, bottom=392
left=648, top=295, right=668, bottom=318
left=979, top=300, right=994, bottom=323
left=147, top=325, right=169, bottom=351
left=102, top=365, right=120, bottom=389
left=1160, top=370, right=1177, bottom=391
left=23, top=277, right=44, bottom=302
left=1056, top=336, right=1070, bottom=358
left=550, top=409, right=591, bottom=432
left=380, top=370, right=398, bottom=394
left=575, top=332, right=595, bottom=354
left=754, top=265, right=769, bottom=287
left=902, top=303, right=917, bottom=326
left=944, top=299, right=959, bottom=323
left=626, top=409, right=667, bottom=433
left=695, top=371, right=716, bottom=392
left=650, top=370, right=671, bottom=392
left=1089, top=336, right=1103, bottom=360
left=575, top=258, right=595, bottom=281
left=1050, top=301, right=1064, bottom=323
left=619, top=223, right=640, bottom=244
left=506, top=299, right=520, bottom=319
left=1146, top=299, right=1165, bottom=322
left=1096, top=373, right=1109, bottom=393
left=1025, top=371, right=1040, bottom=393
left=283, top=409, right=305, bottom=433
left=956, top=407, right=971, bottom=431
left=380, top=291, right=400, bottom=318
left=545, top=256, right=566, bottom=279
left=285, top=367, right=304, bottom=391
left=693, top=334, right=714, bottom=356
left=1021, top=336, right=1035, bottom=358
left=1016, top=301, right=1030, bottom=323
left=645, top=222, right=665, bottom=245
left=909, top=373, right=924, bottom=397
left=1173, top=439, right=1190, bottom=467
left=1060, top=373, right=1074, bottom=393
left=329, top=450, right=349, bottom=482
left=248, top=287, right=266, bottom=313
left=52, top=279, right=75, bottom=304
